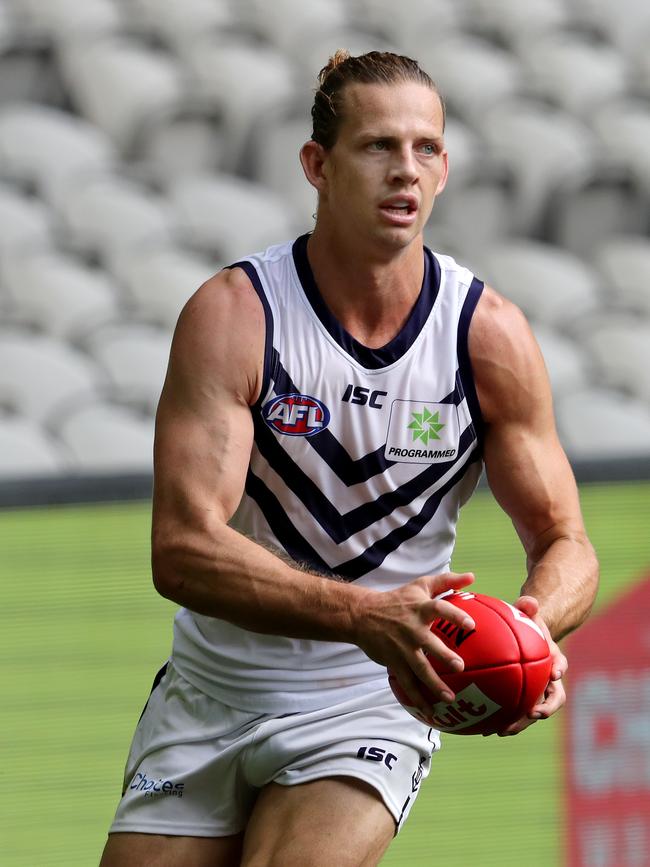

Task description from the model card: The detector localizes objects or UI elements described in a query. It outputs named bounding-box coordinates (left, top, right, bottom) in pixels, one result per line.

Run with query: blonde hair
left=311, top=50, right=445, bottom=149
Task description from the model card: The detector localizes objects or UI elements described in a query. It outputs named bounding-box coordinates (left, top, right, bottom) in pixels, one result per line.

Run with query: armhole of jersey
left=226, top=260, right=274, bottom=408
left=457, top=277, right=485, bottom=448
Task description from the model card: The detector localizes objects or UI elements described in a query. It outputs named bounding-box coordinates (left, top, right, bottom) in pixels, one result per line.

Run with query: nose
left=387, top=146, right=418, bottom=185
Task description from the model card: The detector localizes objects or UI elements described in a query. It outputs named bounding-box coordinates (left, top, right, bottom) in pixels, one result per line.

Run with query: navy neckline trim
left=291, top=233, right=441, bottom=370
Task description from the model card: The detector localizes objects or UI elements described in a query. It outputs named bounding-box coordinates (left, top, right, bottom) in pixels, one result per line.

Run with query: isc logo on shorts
left=384, top=400, right=460, bottom=464
left=263, top=393, right=330, bottom=437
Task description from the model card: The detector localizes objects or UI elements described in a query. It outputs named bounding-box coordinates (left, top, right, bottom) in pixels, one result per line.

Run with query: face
left=304, top=81, right=448, bottom=253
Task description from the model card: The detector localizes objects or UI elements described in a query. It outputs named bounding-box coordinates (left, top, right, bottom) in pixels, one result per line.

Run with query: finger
left=530, top=679, right=566, bottom=719
left=390, top=665, right=431, bottom=714
left=421, top=632, right=466, bottom=673
left=513, top=595, right=539, bottom=618
left=410, top=648, right=456, bottom=704
left=497, top=716, right=538, bottom=737
left=551, top=650, right=568, bottom=680
left=424, top=571, right=475, bottom=597
left=421, top=596, right=476, bottom=631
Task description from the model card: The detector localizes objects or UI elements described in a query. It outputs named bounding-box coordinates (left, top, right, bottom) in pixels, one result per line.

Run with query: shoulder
left=468, top=285, right=550, bottom=424
left=169, top=266, right=266, bottom=405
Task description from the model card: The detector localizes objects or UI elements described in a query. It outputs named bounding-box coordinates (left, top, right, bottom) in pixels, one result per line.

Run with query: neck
left=306, top=223, right=425, bottom=349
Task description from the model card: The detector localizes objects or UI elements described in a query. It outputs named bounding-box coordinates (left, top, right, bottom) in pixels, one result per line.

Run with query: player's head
left=311, top=50, right=446, bottom=150
left=301, top=50, right=448, bottom=253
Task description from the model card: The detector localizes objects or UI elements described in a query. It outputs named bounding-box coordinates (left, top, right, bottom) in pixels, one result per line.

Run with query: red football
left=388, top=590, right=553, bottom=735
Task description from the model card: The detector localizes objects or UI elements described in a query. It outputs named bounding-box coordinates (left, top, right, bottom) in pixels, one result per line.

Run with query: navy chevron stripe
left=269, top=352, right=459, bottom=486
left=333, top=449, right=483, bottom=580
left=244, top=449, right=481, bottom=582
left=253, top=411, right=476, bottom=544
left=245, top=470, right=333, bottom=574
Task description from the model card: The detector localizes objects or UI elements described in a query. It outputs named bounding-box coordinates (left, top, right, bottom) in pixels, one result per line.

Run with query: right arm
left=151, top=267, right=474, bottom=709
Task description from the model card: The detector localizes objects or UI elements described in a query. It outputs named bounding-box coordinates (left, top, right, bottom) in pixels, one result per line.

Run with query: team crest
left=263, top=393, right=330, bottom=437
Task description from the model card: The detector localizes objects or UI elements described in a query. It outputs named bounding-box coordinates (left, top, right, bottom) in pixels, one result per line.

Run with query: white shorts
left=109, top=661, right=440, bottom=838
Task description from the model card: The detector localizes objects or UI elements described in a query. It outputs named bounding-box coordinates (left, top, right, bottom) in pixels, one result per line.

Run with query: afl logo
left=263, top=393, right=330, bottom=437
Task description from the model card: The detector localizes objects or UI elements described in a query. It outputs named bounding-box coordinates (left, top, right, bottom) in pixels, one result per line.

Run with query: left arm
left=469, top=286, right=599, bottom=732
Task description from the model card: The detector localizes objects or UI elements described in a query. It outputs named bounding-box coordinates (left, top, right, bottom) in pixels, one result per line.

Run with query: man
left=100, top=51, right=598, bottom=866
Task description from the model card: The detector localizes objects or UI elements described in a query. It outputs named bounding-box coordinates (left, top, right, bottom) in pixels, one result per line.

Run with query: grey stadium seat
left=183, top=36, right=297, bottom=172
left=595, top=236, right=650, bottom=315
left=0, top=101, right=117, bottom=204
left=579, top=316, right=650, bottom=404
left=58, top=36, right=186, bottom=153
left=123, top=0, right=234, bottom=54
left=556, top=387, right=650, bottom=460
left=519, top=32, right=627, bottom=120
left=0, top=330, right=103, bottom=424
left=591, top=99, right=650, bottom=193
left=84, top=322, right=172, bottom=413
left=0, top=182, right=54, bottom=254
left=167, top=172, right=296, bottom=262
left=0, top=415, right=69, bottom=477
left=110, top=245, right=216, bottom=329
left=0, top=248, right=121, bottom=340
left=464, top=0, right=570, bottom=49
left=482, top=99, right=598, bottom=234
left=354, top=0, right=463, bottom=56
left=530, top=324, right=592, bottom=399
left=54, top=173, right=178, bottom=261
left=10, top=0, right=123, bottom=44
left=413, top=34, right=523, bottom=123
left=474, top=240, right=600, bottom=328
left=54, top=401, right=154, bottom=474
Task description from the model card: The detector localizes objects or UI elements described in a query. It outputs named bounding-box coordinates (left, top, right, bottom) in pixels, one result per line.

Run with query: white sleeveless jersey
left=172, top=234, right=485, bottom=713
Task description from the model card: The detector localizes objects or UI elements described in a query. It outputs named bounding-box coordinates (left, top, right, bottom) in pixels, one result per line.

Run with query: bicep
left=471, top=290, right=585, bottom=556
left=152, top=271, right=263, bottom=545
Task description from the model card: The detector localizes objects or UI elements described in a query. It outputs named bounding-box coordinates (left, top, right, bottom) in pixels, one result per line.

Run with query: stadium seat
left=54, top=401, right=154, bottom=473
left=183, top=36, right=297, bottom=171
left=530, top=324, right=592, bottom=399
left=136, top=109, right=227, bottom=184
left=58, top=36, right=186, bottom=153
left=463, top=0, right=570, bottom=48
left=570, top=0, right=650, bottom=54
left=556, top=387, right=650, bottom=459
left=54, top=173, right=178, bottom=261
left=84, top=322, right=171, bottom=412
left=167, top=172, right=296, bottom=262
left=0, top=182, right=54, bottom=253
left=0, top=330, right=103, bottom=424
left=10, top=0, right=123, bottom=44
left=412, top=34, right=523, bottom=122
left=427, top=169, right=516, bottom=252
left=473, top=240, right=601, bottom=328
left=109, top=245, right=216, bottom=329
left=547, top=170, right=648, bottom=260
left=591, top=99, right=650, bottom=193
left=0, top=248, right=121, bottom=340
left=0, top=415, right=68, bottom=477
left=518, top=32, right=627, bottom=120
left=0, top=102, right=117, bottom=203
left=247, top=111, right=316, bottom=232
left=352, top=0, right=463, bottom=55
left=595, top=236, right=650, bottom=315
left=579, top=316, right=650, bottom=403
left=236, top=0, right=348, bottom=54
left=122, top=0, right=234, bottom=53
left=482, top=100, right=598, bottom=234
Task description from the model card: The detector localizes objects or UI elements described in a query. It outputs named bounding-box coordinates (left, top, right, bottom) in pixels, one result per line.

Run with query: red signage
left=564, top=573, right=650, bottom=866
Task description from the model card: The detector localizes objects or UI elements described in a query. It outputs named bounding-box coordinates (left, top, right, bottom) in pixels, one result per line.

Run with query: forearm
left=520, top=531, right=599, bottom=640
left=152, top=520, right=367, bottom=643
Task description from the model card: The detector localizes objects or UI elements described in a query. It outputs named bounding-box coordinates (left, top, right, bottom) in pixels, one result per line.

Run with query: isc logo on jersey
left=263, top=393, right=331, bottom=436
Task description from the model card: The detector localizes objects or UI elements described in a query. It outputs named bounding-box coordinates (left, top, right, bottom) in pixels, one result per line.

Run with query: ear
left=435, top=150, right=449, bottom=196
left=300, top=140, right=329, bottom=192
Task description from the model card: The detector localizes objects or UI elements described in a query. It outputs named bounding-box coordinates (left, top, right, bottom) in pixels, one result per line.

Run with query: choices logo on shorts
left=130, top=771, right=185, bottom=799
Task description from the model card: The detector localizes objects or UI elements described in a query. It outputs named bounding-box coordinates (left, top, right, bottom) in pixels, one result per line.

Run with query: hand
left=353, top=571, right=476, bottom=718
left=495, top=594, right=568, bottom=737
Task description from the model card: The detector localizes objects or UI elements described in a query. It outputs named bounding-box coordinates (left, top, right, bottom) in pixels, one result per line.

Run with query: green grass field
left=2, top=481, right=649, bottom=866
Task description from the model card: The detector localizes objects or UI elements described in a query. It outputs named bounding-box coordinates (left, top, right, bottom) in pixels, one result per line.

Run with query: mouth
left=378, top=196, right=418, bottom=225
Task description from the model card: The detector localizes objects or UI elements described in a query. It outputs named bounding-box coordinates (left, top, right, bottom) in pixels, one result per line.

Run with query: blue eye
left=370, top=141, right=388, bottom=151
left=420, top=143, right=436, bottom=155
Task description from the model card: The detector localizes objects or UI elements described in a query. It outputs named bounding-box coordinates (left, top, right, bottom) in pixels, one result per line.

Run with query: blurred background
left=0, top=0, right=649, bottom=865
